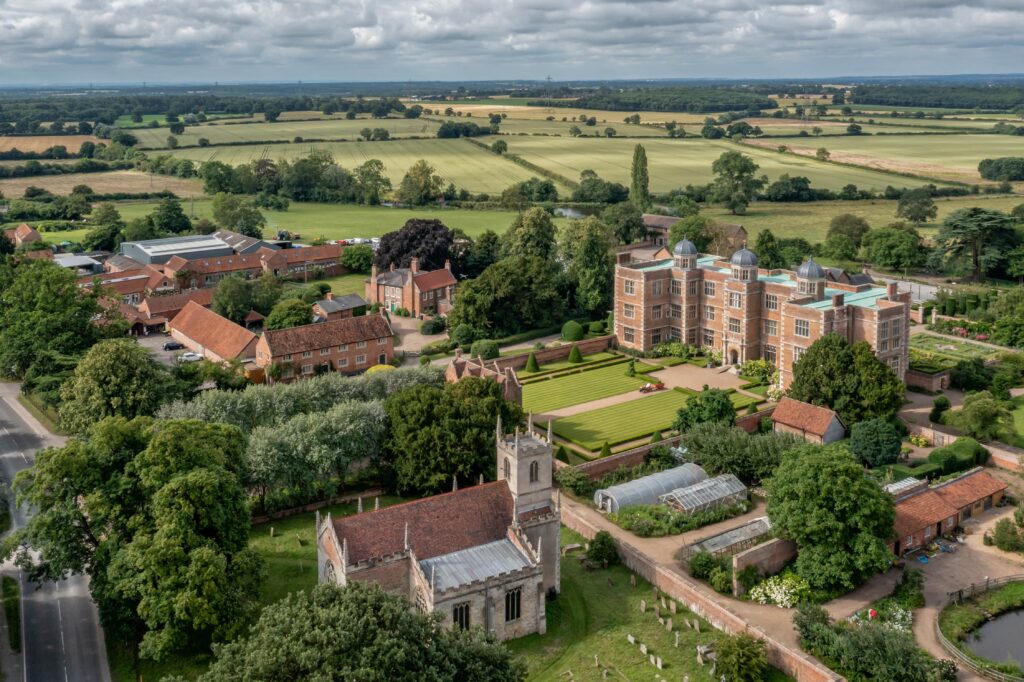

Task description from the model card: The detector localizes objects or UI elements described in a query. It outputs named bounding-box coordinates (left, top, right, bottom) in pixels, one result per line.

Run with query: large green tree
left=668, top=215, right=720, bottom=253
left=680, top=422, right=802, bottom=485
left=6, top=418, right=262, bottom=661
left=787, top=334, right=903, bottom=425
left=932, top=207, right=1019, bottom=281
left=766, top=444, right=895, bottom=590
left=58, top=339, right=172, bottom=435
left=673, top=385, right=736, bottom=433
left=449, top=256, right=564, bottom=337
left=265, top=298, right=313, bottom=330
left=709, top=151, right=766, bottom=215
left=861, top=227, right=924, bottom=270
left=384, top=378, right=523, bottom=493
left=949, top=390, right=1011, bottom=440
left=827, top=214, right=871, bottom=249
left=560, top=217, right=614, bottom=315
left=82, top=203, right=126, bottom=251
left=149, top=196, right=192, bottom=234
left=212, top=275, right=254, bottom=323
left=753, top=229, right=786, bottom=269
left=212, top=193, right=266, bottom=238
left=503, top=207, right=558, bottom=261
left=196, top=583, right=525, bottom=682
left=895, top=188, right=936, bottom=226
left=629, top=144, right=651, bottom=208
left=600, top=202, right=646, bottom=245
left=395, top=159, right=444, bottom=205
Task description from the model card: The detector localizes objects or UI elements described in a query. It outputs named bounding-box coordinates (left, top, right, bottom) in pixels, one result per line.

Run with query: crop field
left=112, top=199, right=559, bottom=240
left=752, top=134, right=1024, bottom=183
left=505, top=136, right=940, bottom=192
left=735, top=118, right=931, bottom=137
left=551, top=388, right=760, bottom=450
left=166, top=138, right=542, bottom=193
left=441, top=102, right=709, bottom=125
left=496, top=118, right=669, bottom=138
left=0, top=135, right=98, bottom=153
left=521, top=360, right=653, bottom=414
left=0, top=171, right=202, bottom=197
left=841, top=117, right=999, bottom=131
left=113, top=113, right=244, bottom=128
left=134, top=117, right=440, bottom=149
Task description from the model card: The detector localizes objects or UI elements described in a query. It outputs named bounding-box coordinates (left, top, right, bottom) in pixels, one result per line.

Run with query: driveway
left=136, top=332, right=185, bottom=367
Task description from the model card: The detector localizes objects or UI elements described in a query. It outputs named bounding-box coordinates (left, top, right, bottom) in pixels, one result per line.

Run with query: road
left=0, top=384, right=111, bottom=682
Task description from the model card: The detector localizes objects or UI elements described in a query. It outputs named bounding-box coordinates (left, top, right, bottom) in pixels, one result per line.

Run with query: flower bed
left=749, top=572, right=812, bottom=608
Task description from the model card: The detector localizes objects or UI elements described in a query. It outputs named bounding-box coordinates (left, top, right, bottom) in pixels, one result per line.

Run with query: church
left=316, top=417, right=561, bottom=640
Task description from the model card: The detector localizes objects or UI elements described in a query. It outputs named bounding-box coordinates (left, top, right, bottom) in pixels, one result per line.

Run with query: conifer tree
left=630, top=144, right=651, bottom=209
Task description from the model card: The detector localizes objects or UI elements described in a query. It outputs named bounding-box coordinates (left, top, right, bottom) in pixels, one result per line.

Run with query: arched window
left=529, top=460, right=539, bottom=483
left=324, top=562, right=336, bottom=583
left=503, top=457, right=511, bottom=480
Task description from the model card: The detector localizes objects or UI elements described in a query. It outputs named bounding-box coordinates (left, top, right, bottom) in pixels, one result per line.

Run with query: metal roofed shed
left=418, top=539, right=532, bottom=592
left=883, top=477, right=928, bottom=502
left=685, top=517, right=773, bottom=558
left=593, top=463, right=707, bottom=513
left=659, top=474, right=748, bottom=514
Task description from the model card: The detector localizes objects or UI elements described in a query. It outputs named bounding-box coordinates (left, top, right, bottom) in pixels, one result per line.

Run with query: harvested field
left=0, top=171, right=203, bottom=197
left=0, top=135, right=99, bottom=153
left=441, top=102, right=708, bottom=125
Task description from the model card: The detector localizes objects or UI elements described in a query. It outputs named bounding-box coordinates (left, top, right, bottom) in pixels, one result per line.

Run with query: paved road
left=0, top=385, right=111, bottom=682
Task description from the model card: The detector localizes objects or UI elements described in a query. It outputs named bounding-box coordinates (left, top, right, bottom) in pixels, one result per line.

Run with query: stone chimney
left=389, top=263, right=395, bottom=272
left=325, top=292, right=334, bottom=301
left=444, top=258, right=451, bottom=271
left=886, top=282, right=898, bottom=299
left=832, top=293, right=844, bottom=307
left=410, top=257, right=419, bottom=274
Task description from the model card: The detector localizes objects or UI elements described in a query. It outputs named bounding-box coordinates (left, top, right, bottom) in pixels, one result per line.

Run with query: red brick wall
left=904, top=369, right=950, bottom=392
left=736, top=406, right=775, bottom=433
left=487, top=336, right=615, bottom=372
left=574, top=435, right=684, bottom=479
left=561, top=505, right=841, bottom=682
left=731, top=538, right=797, bottom=595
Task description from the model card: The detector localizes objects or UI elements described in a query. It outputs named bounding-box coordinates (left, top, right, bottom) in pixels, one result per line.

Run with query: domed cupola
left=673, top=239, right=698, bottom=269
left=796, top=258, right=826, bottom=300
left=729, top=246, right=758, bottom=282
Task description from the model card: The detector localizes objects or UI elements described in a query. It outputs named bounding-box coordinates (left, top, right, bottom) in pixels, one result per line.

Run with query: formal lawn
left=509, top=528, right=791, bottom=681
left=505, top=136, right=941, bottom=193
left=107, top=494, right=406, bottom=681
left=909, top=333, right=1000, bottom=361
left=133, top=116, right=440, bottom=149
left=552, top=388, right=759, bottom=450
left=518, top=352, right=621, bottom=378
left=165, top=137, right=545, bottom=193
left=522, top=360, right=653, bottom=414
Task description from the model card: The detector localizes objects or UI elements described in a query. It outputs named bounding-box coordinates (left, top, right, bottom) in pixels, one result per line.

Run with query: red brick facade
left=365, top=258, right=457, bottom=317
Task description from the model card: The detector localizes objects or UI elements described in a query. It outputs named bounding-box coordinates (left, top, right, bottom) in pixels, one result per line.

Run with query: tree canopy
left=629, top=144, right=651, bottom=208
left=559, top=216, right=614, bottom=315
left=766, top=444, right=895, bottom=590
left=395, top=159, right=444, bottom=205
left=673, top=385, right=736, bottom=433
left=373, top=218, right=454, bottom=272
left=503, top=207, right=557, bottom=261
left=265, top=298, right=313, bottom=330
left=932, top=207, right=1020, bottom=281
left=709, top=151, right=766, bottom=215
left=449, top=256, right=564, bottom=338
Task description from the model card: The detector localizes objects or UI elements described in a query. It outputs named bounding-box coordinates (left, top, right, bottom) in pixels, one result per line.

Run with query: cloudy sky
left=1, top=0, right=1021, bottom=84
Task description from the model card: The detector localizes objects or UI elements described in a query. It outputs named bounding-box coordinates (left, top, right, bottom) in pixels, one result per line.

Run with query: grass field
left=496, top=117, right=670, bottom=138
left=508, top=528, right=791, bottom=681
left=551, top=388, right=762, bottom=450
left=114, top=113, right=244, bottom=128
left=441, top=102, right=709, bottom=125
left=287, top=272, right=367, bottom=297
left=134, top=116, right=440, bottom=149
left=0, top=170, right=203, bottom=197
left=0, top=134, right=98, bottom=153
left=755, top=134, right=1024, bottom=184
left=505, top=136, right=941, bottom=193
left=166, top=138, right=544, bottom=193
left=522, top=360, right=652, bottom=413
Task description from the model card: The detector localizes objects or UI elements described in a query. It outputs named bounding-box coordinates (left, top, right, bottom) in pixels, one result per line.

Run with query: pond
left=965, top=609, right=1024, bottom=671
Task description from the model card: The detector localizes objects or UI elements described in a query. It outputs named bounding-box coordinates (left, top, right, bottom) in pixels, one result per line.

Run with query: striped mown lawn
left=522, top=361, right=654, bottom=413
left=518, top=352, right=620, bottom=378
left=552, top=389, right=760, bottom=451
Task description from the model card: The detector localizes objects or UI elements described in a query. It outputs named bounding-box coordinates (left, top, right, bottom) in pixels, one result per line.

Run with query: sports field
left=551, top=388, right=760, bottom=450
left=522, top=360, right=653, bottom=414
left=0, top=171, right=202, bottom=197
left=133, top=117, right=440, bottom=149
left=755, top=134, right=1024, bottom=183
left=166, top=138, right=544, bottom=193
left=505, top=136, right=942, bottom=192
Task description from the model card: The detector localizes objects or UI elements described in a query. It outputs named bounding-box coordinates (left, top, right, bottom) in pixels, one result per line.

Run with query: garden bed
left=910, top=333, right=1000, bottom=362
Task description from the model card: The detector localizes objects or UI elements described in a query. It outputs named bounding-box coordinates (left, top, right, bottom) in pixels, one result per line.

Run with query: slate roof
left=772, top=397, right=843, bottom=437
left=893, top=489, right=958, bottom=538
left=419, top=539, right=532, bottom=592
left=933, top=469, right=1006, bottom=510
left=261, top=314, right=392, bottom=357
left=375, top=268, right=412, bottom=287
left=165, top=252, right=266, bottom=275
left=170, top=301, right=258, bottom=359
left=315, top=294, right=367, bottom=313
left=333, top=481, right=514, bottom=564
left=211, top=229, right=270, bottom=253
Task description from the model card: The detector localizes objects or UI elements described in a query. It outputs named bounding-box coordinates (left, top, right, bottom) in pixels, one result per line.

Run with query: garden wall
left=496, top=335, right=616, bottom=372
left=736, top=406, right=775, bottom=433
left=905, top=368, right=950, bottom=392
left=901, top=420, right=1022, bottom=472
left=561, top=505, right=842, bottom=682
left=731, top=538, right=797, bottom=597
left=574, top=435, right=684, bottom=479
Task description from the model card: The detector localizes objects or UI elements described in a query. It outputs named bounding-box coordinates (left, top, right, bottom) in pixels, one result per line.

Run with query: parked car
left=177, top=352, right=203, bottom=363
left=163, top=341, right=184, bottom=351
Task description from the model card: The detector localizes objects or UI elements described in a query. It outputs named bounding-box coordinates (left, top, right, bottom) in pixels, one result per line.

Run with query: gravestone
left=675, top=632, right=680, bottom=648
left=655, top=657, right=663, bottom=670
left=649, top=654, right=656, bottom=667
left=661, top=596, right=667, bottom=609
left=669, top=600, right=676, bottom=614
left=594, top=654, right=599, bottom=667
left=658, top=616, right=664, bottom=626
left=666, top=617, right=673, bottom=631
left=640, top=643, right=648, bottom=655
left=630, top=573, right=637, bottom=587
left=639, top=599, right=646, bottom=613
left=654, top=604, right=660, bottom=617
left=627, top=634, right=635, bottom=645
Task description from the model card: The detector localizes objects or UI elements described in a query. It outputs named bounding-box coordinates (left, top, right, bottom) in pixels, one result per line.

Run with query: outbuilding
left=771, top=397, right=845, bottom=444
left=593, top=463, right=707, bottom=513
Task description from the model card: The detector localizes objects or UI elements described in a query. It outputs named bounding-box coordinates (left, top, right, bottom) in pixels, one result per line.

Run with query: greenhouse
left=683, top=517, right=773, bottom=559
left=593, top=463, right=707, bottom=513
left=659, top=474, right=748, bottom=514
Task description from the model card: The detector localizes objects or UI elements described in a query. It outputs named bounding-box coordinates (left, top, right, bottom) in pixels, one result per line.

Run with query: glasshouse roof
left=689, top=517, right=773, bottom=556
left=659, top=473, right=747, bottom=513
left=593, top=463, right=707, bottom=513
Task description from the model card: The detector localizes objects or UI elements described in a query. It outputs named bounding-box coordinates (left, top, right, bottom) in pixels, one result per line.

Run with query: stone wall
left=561, top=505, right=841, bottom=682
left=731, top=538, right=797, bottom=596
left=902, top=420, right=1023, bottom=472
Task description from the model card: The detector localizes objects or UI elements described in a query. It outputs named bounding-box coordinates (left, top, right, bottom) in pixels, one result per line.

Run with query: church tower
left=496, top=415, right=561, bottom=594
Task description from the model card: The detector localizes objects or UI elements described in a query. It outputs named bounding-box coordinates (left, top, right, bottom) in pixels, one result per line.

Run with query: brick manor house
left=614, top=241, right=911, bottom=388
left=316, top=418, right=560, bottom=640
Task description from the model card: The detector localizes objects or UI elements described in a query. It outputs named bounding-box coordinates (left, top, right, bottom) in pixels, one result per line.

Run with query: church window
left=453, top=602, right=471, bottom=630
left=503, top=457, right=511, bottom=480
left=529, top=460, right=539, bottom=483
left=505, top=587, right=521, bottom=622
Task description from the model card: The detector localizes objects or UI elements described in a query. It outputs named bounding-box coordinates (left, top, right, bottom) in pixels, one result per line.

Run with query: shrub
left=419, top=316, right=446, bottom=335
left=612, top=502, right=748, bottom=537
left=927, top=447, right=958, bottom=474
left=588, top=320, right=606, bottom=334
left=554, top=467, right=592, bottom=496
left=850, top=419, right=901, bottom=468
left=418, top=355, right=430, bottom=366
left=749, top=572, right=812, bottom=608
left=600, top=441, right=612, bottom=457
left=992, top=518, right=1023, bottom=553
left=892, top=568, right=925, bottom=610
left=555, top=445, right=570, bottom=463
left=737, top=565, right=761, bottom=593
left=709, top=567, right=732, bottom=594
left=949, top=437, right=988, bottom=465
left=950, top=357, right=991, bottom=391
left=568, top=344, right=583, bottom=363
left=469, top=339, right=499, bottom=360
left=450, top=323, right=477, bottom=349
left=586, top=530, right=619, bottom=566
left=929, top=395, right=951, bottom=423
left=716, top=633, right=769, bottom=682
left=1015, top=503, right=1024, bottom=528
left=561, top=320, right=584, bottom=341
left=525, top=352, right=540, bottom=373
left=650, top=431, right=662, bottom=444
left=688, top=551, right=721, bottom=580
left=625, top=358, right=636, bottom=377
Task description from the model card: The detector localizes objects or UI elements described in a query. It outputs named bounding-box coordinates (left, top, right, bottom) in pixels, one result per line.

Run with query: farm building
left=771, top=397, right=846, bottom=444
left=659, top=474, right=748, bottom=514
left=593, top=463, right=707, bottom=513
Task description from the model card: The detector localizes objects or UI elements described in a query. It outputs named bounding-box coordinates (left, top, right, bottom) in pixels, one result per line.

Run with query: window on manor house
left=670, top=304, right=682, bottom=319
left=651, top=280, right=663, bottom=296
left=623, top=303, right=635, bottom=319
left=357, top=341, right=367, bottom=349
left=702, top=329, right=714, bottom=346
left=624, top=280, right=635, bottom=295
left=704, top=281, right=716, bottom=297
left=729, top=318, right=741, bottom=334
left=337, top=358, right=348, bottom=368
left=378, top=337, right=388, bottom=345
left=765, top=294, right=778, bottom=311
left=763, top=319, right=777, bottom=336
left=687, top=280, right=698, bottom=296
left=704, top=306, right=715, bottom=321
left=670, top=280, right=682, bottom=295
left=728, top=292, right=741, bottom=308
left=453, top=602, right=471, bottom=630
left=652, top=305, right=663, bottom=320
left=795, top=319, right=810, bottom=338
left=763, top=344, right=777, bottom=364
left=302, top=364, right=313, bottom=374
left=623, top=327, right=635, bottom=343
left=505, top=587, right=521, bottom=622
left=793, top=346, right=806, bottom=363
left=651, top=329, right=663, bottom=345
left=302, top=351, right=312, bottom=359
left=320, top=348, right=331, bottom=356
